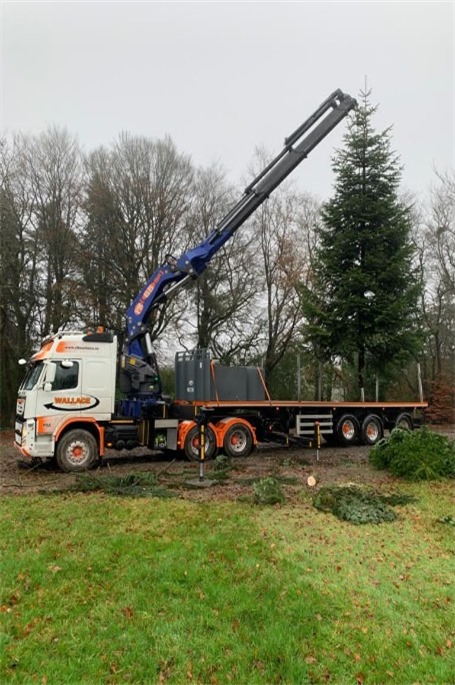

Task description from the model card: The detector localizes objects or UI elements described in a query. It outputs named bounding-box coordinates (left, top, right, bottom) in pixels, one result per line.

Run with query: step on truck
left=13, top=89, right=427, bottom=472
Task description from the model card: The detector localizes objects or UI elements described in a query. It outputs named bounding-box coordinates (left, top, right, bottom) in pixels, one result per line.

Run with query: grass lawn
left=0, top=482, right=454, bottom=684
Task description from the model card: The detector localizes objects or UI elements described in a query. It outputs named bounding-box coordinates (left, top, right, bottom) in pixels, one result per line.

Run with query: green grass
left=0, top=483, right=454, bottom=684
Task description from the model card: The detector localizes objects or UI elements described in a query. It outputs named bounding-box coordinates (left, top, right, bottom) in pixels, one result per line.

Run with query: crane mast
left=120, top=89, right=357, bottom=404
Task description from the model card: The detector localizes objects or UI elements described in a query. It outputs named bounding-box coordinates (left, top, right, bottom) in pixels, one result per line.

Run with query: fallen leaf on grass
left=23, top=618, right=39, bottom=636
left=9, top=593, right=20, bottom=605
left=121, top=606, right=134, bottom=619
left=48, top=565, right=62, bottom=574
left=254, top=660, right=265, bottom=673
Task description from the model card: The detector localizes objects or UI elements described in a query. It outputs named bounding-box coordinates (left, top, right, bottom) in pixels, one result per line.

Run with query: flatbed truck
left=15, top=330, right=426, bottom=470
left=13, top=90, right=427, bottom=472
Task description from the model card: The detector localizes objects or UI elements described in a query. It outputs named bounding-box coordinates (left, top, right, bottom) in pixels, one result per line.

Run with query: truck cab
left=15, top=330, right=117, bottom=465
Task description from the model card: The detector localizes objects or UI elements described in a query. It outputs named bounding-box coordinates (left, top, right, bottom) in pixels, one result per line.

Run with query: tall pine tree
left=302, top=91, right=423, bottom=399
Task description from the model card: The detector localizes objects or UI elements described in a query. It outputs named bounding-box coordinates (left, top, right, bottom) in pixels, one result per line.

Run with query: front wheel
left=56, top=429, right=98, bottom=472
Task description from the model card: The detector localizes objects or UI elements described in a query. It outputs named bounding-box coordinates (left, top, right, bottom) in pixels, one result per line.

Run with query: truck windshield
left=20, top=362, right=44, bottom=390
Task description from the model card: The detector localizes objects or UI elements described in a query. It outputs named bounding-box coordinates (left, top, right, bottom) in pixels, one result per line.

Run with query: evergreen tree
left=301, top=91, right=423, bottom=399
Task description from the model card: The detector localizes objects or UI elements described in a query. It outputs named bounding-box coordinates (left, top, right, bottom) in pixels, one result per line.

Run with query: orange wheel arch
left=54, top=419, right=105, bottom=456
left=213, top=417, right=257, bottom=448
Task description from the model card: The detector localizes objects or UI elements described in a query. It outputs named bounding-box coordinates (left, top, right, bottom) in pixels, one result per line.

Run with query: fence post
left=297, top=353, right=301, bottom=401
left=417, top=362, right=424, bottom=403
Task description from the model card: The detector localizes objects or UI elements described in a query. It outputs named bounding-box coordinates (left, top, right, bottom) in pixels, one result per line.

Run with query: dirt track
left=6, top=428, right=453, bottom=501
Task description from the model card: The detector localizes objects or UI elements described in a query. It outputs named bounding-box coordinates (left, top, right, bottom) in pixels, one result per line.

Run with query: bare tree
left=0, top=128, right=82, bottom=422
left=82, top=146, right=128, bottom=332
left=0, top=136, right=42, bottom=423
left=82, top=134, right=194, bottom=341
left=411, top=170, right=455, bottom=421
left=23, top=127, right=84, bottom=335
left=250, top=177, right=320, bottom=380
left=176, top=163, right=261, bottom=363
left=429, top=169, right=455, bottom=293
left=419, top=171, right=455, bottom=380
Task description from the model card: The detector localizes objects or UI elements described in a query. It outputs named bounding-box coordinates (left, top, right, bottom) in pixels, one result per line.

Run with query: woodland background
left=1, top=98, right=454, bottom=427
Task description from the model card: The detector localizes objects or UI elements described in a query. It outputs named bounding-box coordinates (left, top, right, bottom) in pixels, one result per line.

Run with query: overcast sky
left=2, top=1, right=454, bottom=201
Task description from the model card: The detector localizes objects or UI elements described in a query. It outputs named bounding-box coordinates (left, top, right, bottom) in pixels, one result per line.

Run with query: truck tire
left=56, top=429, right=98, bottom=472
left=223, top=423, right=253, bottom=458
left=184, top=425, right=217, bottom=462
left=394, top=412, right=413, bottom=431
left=336, top=414, right=360, bottom=446
left=361, top=414, right=383, bottom=446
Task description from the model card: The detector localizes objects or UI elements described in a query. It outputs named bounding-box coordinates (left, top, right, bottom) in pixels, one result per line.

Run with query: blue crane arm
left=125, top=225, right=236, bottom=358
left=121, top=89, right=356, bottom=403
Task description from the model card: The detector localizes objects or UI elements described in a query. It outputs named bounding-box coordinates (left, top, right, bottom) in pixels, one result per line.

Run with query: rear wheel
left=361, top=415, right=383, bottom=446
left=184, top=425, right=217, bottom=461
left=223, top=423, right=253, bottom=458
left=336, top=414, right=360, bottom=446
left=56, top=429, right=98, bottom=472
left=394, top=412, right=413, bottom=431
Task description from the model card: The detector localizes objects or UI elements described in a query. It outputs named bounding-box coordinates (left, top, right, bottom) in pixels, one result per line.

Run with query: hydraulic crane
left=120, top=89, right=357, bottom=409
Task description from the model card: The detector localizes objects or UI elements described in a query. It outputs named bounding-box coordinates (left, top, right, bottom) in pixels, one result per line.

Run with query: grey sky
left=2, top=1, right=453, bottom=200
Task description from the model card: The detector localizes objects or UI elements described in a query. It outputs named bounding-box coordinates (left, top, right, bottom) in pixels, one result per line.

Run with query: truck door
left=35, top=360, right=83, bottom=417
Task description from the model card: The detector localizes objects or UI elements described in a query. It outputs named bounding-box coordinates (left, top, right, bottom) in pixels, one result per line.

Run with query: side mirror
left=44, top=363, right=57, bottom=385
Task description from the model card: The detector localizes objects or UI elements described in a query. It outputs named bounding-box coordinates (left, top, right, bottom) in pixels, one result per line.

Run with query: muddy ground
left=1, top=426, right=454, bottom=502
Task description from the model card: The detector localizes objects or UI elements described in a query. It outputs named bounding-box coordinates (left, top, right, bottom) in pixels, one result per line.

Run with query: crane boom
left=121, top=89, right=356, bottom=402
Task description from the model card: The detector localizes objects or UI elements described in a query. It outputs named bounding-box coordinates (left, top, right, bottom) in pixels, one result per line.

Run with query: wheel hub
left=67, top=441, right=88, bottom=464
left=366, top=423, right=379, bottom=440
left=229, top=431, right=247, bottom=453
left=342, top=421, right=355, bottom=440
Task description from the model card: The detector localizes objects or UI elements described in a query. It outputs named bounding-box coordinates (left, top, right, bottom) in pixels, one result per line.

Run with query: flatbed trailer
left=169, top=397, right=427, bottom=460
left=154, top=348, right=427, bottom=460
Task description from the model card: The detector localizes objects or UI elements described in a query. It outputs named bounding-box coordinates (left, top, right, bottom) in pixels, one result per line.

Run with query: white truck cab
left=15, top=330, right=117, bottom=469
